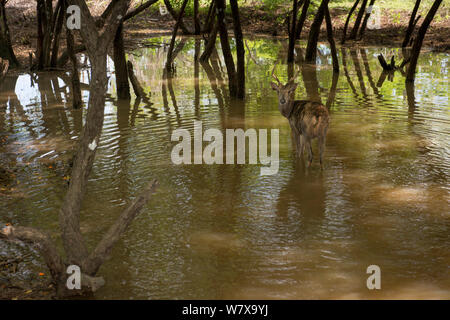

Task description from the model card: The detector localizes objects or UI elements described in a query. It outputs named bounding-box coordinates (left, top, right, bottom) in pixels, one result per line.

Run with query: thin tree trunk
left=324, top=6, right=339, bottom=73
left=194, top=0, right=201, bottom=35
left=114, top=23, right=131, bottom=100
left=230, top=0, right=245, bottom=99
left=295, top=0, right=309, bottom=40
left=200, top=20, right=218, bottom=62
left=65, top=12, right=82, bottom=109
left=165, top=0, right=189, bottom=72
left=42, top=0, right=53, bottom=68
left=402, top=0, right=421, bottom=47
left=194, top=38, right=200, bottom=117
left=287, top=0, right=299, bottom=63
left=341, top=0, right=360, bottom=44
left=216, top=0, right=237, bottom=97
left=203, top=0, right=216, bottom=33
left=305, top=0, right=329, bottom=63
left=50, top=0, right=65, bottom=68
left=348, top=0, right=368, bottom=40
left=163, top=0, right=191, bottom=35
left=358, top=0, right=376, bottom=40
left=406, top=0, right=442, bottom=82
left=36, top=0, right=45, bottom=69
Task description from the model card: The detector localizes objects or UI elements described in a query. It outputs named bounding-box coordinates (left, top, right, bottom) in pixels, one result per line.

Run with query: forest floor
left=4, top=0, right=450, bottom=69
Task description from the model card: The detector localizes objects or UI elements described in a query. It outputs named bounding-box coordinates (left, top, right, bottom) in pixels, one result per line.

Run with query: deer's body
left=286, top=100, right=329, bottom=167
left=271, top=68, right=329, bottom=168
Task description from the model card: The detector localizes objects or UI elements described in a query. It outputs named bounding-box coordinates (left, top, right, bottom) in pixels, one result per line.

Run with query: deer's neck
left=286, top=100, right=303, bottom=119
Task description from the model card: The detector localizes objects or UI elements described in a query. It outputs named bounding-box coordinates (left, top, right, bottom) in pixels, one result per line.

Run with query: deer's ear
left=270, top=82, right=279, bottom=91
left=289, top=83, right=298, bottom=93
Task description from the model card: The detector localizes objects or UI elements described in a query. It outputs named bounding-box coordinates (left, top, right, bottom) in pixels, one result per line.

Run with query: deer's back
left=289, top=100, right=329, bottom=138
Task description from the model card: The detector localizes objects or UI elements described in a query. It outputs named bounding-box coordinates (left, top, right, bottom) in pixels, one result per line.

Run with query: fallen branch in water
left=377, top=53, right=410, bottom=71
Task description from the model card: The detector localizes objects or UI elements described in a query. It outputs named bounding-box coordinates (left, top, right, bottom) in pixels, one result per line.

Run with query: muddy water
left=0, top=39, right=449, bottom=299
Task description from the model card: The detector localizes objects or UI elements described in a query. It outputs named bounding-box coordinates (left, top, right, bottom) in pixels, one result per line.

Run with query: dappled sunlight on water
left=0, top=38, right=449, bottom=299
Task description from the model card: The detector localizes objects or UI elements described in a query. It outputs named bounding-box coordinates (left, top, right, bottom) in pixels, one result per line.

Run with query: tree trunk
left=194, top=0, right=201, bottom=35
left=324, top=6, right=339, bottom=73
left=200, top=20, right=218, bottom=62
left=341, top=0, right=360, bottom=44
left=163, top=0, right=191, bottom=35
left=165, top=0, right=189, bottom=73
left=287, top=0, right=299, bottom=63
left=66, top=23, right=82, bottom=109
left=36, top=0, right=59, bottom=70
left=358, top=0, right=376, bottom=40
left=216, top=0, right=237, bottom=97
left=348, top=0, right=368, bottom=40
left=194, top=38, right=200, bottom=117
left=114, top=23, right=131, bottom=100
left=0, top=0, right=19, bottom=66
left=2, top=0, right=160, bottom=297
left=304, top=0, right=329, bottom=63
left=203, top=0, right=216, bottom=33
left=406, top=0, right=442, bottom=82
left=50, top=0, right=64, bottom=68
left=295, top=0, right=309, bottom=40
left=402, top=0, right=421, bottom=47
left=230, top=0, right=245, bottom=99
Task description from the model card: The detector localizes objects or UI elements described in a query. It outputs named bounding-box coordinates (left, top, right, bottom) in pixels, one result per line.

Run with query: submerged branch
left=83, top=180, right=159, bottom=275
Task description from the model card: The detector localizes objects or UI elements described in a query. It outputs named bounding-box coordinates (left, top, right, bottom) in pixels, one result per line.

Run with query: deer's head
left=270, top=64, right=299, bottom=118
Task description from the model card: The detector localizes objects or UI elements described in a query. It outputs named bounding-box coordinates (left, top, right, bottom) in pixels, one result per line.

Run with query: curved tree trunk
left=200, top=20, right=218, bottom=62
left=324, top=6, right=339, bottom=73
left=402, top=0, right=421, bottom=47
left=304, top=0, right=329, bottom=63
left=165, top=0, right=189, bottom=72
left=295, top=0, right=309, bottom=40
left=348, top=0, right=368, bottom=40
left=341, top=0, right=360, bottom=44
left=0, top=1, right=159, bottom=298
left=163, top=0, right=192, bottom=35
left=358, top=0, right=376, bottom=40
left=406, top=0, right=442, bottom=82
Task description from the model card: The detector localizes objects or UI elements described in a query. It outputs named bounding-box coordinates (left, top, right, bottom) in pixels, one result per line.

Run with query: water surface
left=0, top=38, right=449, bottom=299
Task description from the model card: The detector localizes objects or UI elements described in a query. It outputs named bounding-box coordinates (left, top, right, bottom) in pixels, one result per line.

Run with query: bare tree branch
left=84, top=180, right=158, bottom=275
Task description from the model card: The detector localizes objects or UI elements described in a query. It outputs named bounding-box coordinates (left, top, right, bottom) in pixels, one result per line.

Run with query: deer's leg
left=319, top=135, right=326, bottom=170
left=299, top=134, right=305, bottom=158
left=306, top=138, right=313, bottom=166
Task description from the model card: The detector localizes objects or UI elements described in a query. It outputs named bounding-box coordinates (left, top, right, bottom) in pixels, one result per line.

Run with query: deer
left=270, top=64, right=330, bottom=169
